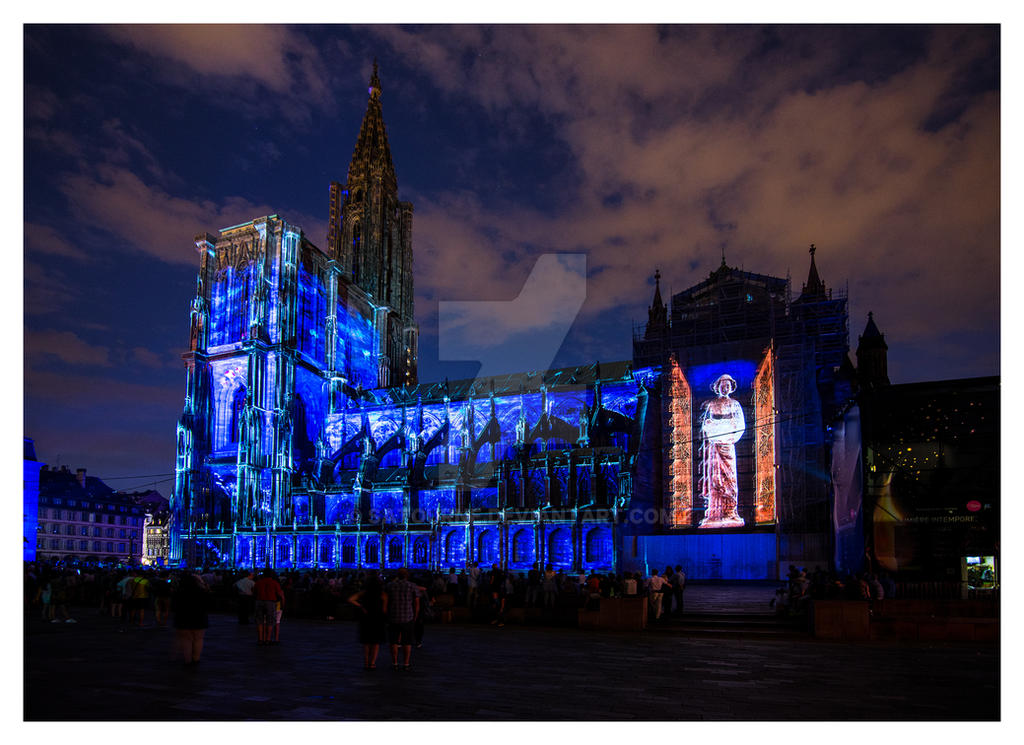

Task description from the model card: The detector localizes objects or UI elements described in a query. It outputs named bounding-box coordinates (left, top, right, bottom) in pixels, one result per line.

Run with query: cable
left=100, top=473, right=175, bottom=481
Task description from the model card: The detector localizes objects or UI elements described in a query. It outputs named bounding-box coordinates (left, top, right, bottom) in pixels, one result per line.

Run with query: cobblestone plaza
left=24, top=587, right=998, bottom=721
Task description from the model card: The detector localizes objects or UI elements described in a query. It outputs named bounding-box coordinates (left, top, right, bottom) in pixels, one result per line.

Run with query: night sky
left=22, top=24, right=1000, bottom=494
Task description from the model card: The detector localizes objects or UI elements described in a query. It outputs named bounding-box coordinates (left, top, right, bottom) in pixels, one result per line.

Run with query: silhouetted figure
left=172, top=573, right=210, bottom=666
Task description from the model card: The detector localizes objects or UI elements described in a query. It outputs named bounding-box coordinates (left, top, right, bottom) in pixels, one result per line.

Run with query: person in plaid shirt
left=386, top=568, right=420, bottom=670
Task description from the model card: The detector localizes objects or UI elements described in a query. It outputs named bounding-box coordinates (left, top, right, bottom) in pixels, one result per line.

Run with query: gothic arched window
left=365, top=537, right=379, bottom=565
left=388, top=538, right=403, bottom=564
left=585, top=527, right=611, bottom=566
left=342, top=538, right=356, bottom=565
left=477, top=530, right=496, bottom=565
left=445, top=530, right=464, bottom=566
left=512, top=528, right=532, bottom=565
left=413, top=537, right=428, bottom=564
left=548, top=527, right=571, bottom=568
left=352, top=222, right=361, bottom=283
left=318, top=538, right=334, bottom=566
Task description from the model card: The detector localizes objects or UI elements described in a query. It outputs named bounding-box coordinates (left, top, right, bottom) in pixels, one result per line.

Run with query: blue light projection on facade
left=172, top=209, right=654, bottom=572
left=171, top=71, right=666, bottom=575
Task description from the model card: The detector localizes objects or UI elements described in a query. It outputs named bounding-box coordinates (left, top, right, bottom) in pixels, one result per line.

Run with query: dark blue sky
left=22, top=25, right=1000, bottom=492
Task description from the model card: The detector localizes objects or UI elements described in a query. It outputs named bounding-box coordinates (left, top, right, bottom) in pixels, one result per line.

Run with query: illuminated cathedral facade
left=170, top=66, right=854, bottom=579
left=170, top=66, right=659, bottom=573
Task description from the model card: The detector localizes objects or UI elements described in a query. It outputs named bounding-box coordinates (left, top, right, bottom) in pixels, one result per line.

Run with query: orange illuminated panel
left=668, top=355, right=692, bottom=527
left=754, top=346, right=776, bottom=524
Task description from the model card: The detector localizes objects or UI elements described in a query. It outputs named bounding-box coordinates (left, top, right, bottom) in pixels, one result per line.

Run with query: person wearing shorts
left=385, top=568, right=420, bottom=670
left=253, top=570, right=284, bottom=646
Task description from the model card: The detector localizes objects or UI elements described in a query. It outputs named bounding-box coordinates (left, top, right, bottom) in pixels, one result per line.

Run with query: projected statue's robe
left=699, top=375, right=746, bottom=528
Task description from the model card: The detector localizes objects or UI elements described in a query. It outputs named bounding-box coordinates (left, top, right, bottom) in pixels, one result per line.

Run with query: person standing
left=672, top=565, right=687, bottom=616
left=526, top=563, right=541, bottom=607
left=413, top=582, right=431, bottom=648
left=542, top=564, right=557, bottom=608
left=153, top=571, right=172, bottom=627
left=117, top=570, right=136, bottom=630
left=622, top=572, right=637, bottom=597
left=172, top=572, right=210, bottom=667
left=646, top=569, right=672, bottom=621
left=487, top=564, right=506, bottom=627
left=233, top=570, right=255, bottom=625
left=386, top=568, right=420, bottom=671
left=446, top=567, right=458, bottom=601
left=130, top=571, right=151, bottom=627
left=348, top=571, right=388, bottom=669
left=466, top=562, right=481, bottom=609
left=39, top=571, right=53, bottom=621
left=253, top=569, right=285, bottom=646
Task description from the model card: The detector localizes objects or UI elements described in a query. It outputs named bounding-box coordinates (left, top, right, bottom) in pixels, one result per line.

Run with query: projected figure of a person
left=698, top=374, right=746, bottom=528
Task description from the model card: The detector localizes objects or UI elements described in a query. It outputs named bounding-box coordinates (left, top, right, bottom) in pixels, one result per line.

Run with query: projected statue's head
left=711, top=374, right=737, bottom=397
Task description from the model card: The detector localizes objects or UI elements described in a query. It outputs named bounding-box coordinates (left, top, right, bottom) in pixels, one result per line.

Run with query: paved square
left=24, top=606, right=998, bottom=720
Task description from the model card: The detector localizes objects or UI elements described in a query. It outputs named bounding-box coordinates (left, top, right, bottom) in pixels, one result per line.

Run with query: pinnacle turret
left=856, top=311, right=890, bottom=388
left=644, top=269, right=669, bottom=339
left=800, top=243, right=826, bottom=300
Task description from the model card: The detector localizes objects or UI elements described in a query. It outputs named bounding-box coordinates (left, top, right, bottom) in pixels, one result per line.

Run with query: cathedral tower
left=856, top=311, right=890, bottom=388
left=328, top=62, right=417, bottom=387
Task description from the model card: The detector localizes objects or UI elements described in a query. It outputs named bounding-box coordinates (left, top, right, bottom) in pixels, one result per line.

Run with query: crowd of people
left=25, top=560, right=695, bottom=668
left=771, top=565, right=896, bottom=615
left=24, top=561, right=690, bottom=622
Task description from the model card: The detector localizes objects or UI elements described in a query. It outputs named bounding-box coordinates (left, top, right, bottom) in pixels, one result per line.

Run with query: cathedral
left=170, top=66, right=857, bottom=579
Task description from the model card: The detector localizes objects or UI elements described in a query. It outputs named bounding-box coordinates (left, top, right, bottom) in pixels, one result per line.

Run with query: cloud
left=383, top=26, right=998, bottom=383
left=129, top=347, right=168, bottom=369
left=101, top=25, right=332, bottom=124
left=59, top=164, right=275, bottom=265
left=25, top=330, right=112, bottom=368
left=25, top=222, right=89, bottom=261
left=100, top=119, right=172, bottom=183
left=55, top=161, right=332, bottom=267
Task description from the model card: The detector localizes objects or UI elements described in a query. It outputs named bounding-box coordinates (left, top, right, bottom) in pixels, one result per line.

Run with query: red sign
left=966, top=500, right=982, bottom=512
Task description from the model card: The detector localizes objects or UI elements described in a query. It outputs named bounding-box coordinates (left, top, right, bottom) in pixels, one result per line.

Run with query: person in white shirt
left=647, top=571, right=673, bottom=621
left=467, top=562, right=481, bottom=608
left=623, top=573, right=638, bottom=596
left=233, top=570, right=255, bottom=624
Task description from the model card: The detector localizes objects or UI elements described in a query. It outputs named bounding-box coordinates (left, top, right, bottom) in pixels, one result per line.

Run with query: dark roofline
left=671, top=265, right=788, bottom=304
left=361, top=359, right=637, bottom=406
left=881, top=376, right=999, bottom=394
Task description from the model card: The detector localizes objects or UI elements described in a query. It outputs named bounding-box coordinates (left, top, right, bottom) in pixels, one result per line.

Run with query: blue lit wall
left=323, top=381, right=641, bottom=476
left=210, top=358, right=248, bottom=452
left=371, top=490, right=405, bottom=522
left=545, top=525, right=573, bottom=569
left=508, top=525, right=536, bottom=569
left=325, top=493, right=358, bottom=524
left=23, top=449, right=43, bottom=562
left=630, top=533, right=777, bottom=579
left=686, top=360, right=757, bottom=396
left=297, top=266, right=327, bottom=366
left=337, top=292, right=377, bottom=389
left=471, top=486, right=498, bottom=510
left=582, top=525, right=613, bottom=569
left=443, top=528, right=466, bottom=568
left=419, top=487, right=456, bottom=518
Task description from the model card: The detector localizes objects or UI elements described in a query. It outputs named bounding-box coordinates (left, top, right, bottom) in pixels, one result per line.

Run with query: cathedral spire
left=328, top=63, right=418, bottom=386
left=644, top=268, right=668, bottom=340
left=801, top=243, right=826, bottom=299
left=369, top=59, right=381, bottom=98
left=856, top=311, right=890, bottom=388
left=347, top=60, right=396, bottom=188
